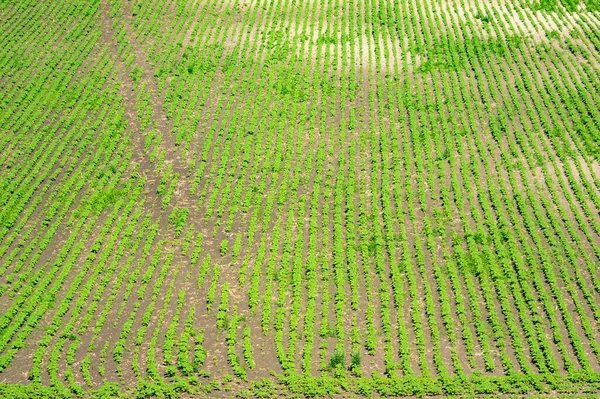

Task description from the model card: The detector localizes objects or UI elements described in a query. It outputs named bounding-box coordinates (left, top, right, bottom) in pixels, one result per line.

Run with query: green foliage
left=474, top=11, right=490, bottom=23
left=327, top=349, right=345, bottom=371
left=1, top=370, right=600, bottom=398
left=219, top=239, right=228, bottom=256
left=418, top=35, right=518, bottom=73
left=350, top=349, right=361, bottom=373
left=77, top=189, right=123, bottom=216
left=3, top=0, right=600, bottom=395
left=560, top=0, right=580, bottom=11
left=242, top=379, right=277, bottom=398
left=168, top=207, right=189, bottom=238
left=129, top=65, right=142, bottom=83
left=535, top=0, right=558, bottom=11
left=316, top=35, right=337, bottom=45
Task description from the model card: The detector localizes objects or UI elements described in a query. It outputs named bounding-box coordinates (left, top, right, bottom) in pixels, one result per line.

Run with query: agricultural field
left=1, top=0, right=600, bottom=397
